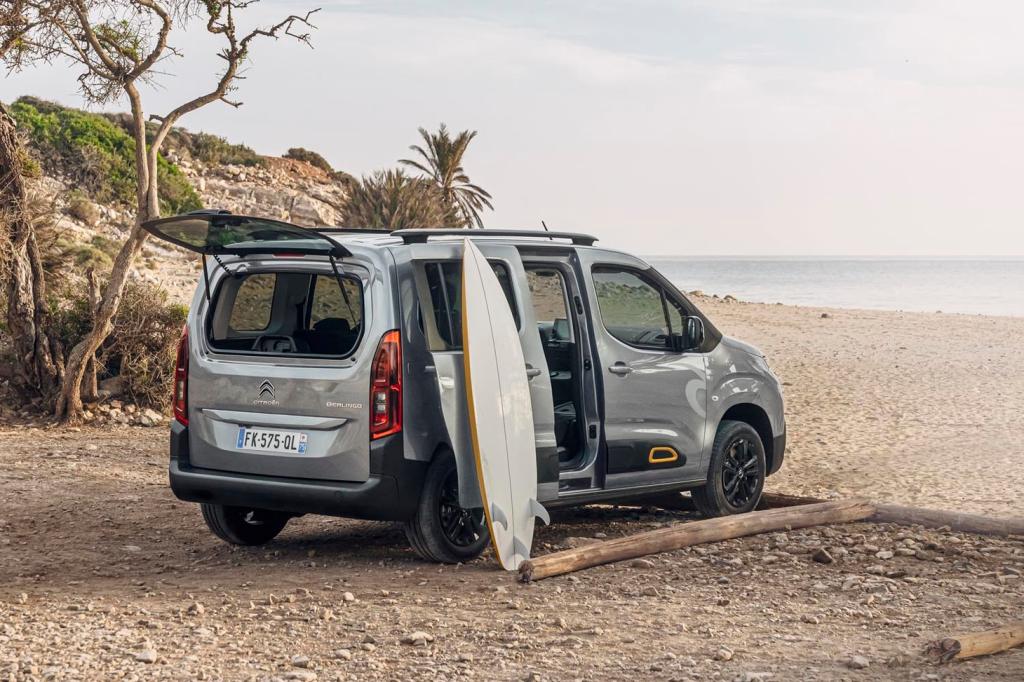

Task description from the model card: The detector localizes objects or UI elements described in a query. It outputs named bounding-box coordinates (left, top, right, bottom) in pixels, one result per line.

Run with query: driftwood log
left=758, top=494, right=1024, bottom=537
left=871, top=503, right=1024, bottom=537
left=518, top=498, right=874, bottom=582
left=925, top=622, right=1024, bottom=663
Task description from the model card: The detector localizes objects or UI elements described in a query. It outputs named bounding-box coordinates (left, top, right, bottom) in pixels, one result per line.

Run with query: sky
left=3, top=0, right=1024, bottom=256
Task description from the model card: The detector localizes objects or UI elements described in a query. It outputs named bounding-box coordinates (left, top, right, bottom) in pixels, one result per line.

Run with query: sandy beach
left=1, top=298, right=1021, bottom=680
left=697, top=296, right=1024, bottom=517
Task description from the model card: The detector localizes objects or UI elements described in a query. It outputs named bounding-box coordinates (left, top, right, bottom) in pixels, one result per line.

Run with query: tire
left=692, top=420, right=767, bottom=518
left=403, top=451, right=489, bottom=563
left=200, top=503, right=290, bottom=546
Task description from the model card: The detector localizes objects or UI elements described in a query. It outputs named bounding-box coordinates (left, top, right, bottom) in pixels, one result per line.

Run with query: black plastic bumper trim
left=168, top=422, right=426, bottom=521
left=769, top=431, right=786, bottom=476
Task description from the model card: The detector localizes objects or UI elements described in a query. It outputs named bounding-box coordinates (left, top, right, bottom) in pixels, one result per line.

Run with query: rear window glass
left=210, top=271, right=363, bottom=357
left=421, top=261, right=518, bottom=351
left=229, top=273, right=276, bottom=332
left=310, top=275, right=362, bottom=329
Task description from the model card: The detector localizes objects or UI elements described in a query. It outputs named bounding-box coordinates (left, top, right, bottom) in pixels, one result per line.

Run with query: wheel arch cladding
left=719, top=403, right=774, bottom=473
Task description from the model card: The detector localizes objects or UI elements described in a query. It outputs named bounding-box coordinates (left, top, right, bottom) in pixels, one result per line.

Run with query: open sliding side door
left=405, top=241, right=558, bottom=507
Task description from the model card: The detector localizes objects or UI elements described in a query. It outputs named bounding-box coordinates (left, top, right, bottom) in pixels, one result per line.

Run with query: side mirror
left=684, top=316, right=705, bottom=351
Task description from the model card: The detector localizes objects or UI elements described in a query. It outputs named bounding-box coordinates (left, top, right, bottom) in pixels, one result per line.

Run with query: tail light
left=370, top=330, right=402, bottom=439
left=173, top=327, right=189, bottom=426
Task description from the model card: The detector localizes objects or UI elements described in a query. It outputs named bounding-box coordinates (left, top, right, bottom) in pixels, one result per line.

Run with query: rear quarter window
left=418, top=261, right=519, bottom=351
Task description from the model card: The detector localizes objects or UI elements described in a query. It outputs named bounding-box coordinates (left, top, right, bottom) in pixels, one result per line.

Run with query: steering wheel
left=251, top=335, right=298, bottom=353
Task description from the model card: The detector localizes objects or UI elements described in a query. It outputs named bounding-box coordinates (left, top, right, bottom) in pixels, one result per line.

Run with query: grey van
left=145, top=212, right=786, bottom=563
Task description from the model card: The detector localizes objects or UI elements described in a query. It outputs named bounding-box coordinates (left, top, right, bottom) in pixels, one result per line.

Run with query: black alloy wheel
left=438, top=468, right=486, bottom=548
left=692, top=419, right=767, bottom=518
left=722, top=436, right=761, bottom=508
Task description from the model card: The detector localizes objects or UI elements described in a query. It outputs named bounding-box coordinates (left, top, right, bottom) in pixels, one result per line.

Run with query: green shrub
left=106, top=282, right=188, bottom=408
left=66, top=191, right=100, bottom=226
left=162, top=128, right=265, bottom=167
left=48, top=280, right=188, bottom=409
left=284, top=146, right=333, bottom=173
left=344, top=169, right=458, bottom=230
left=10, top=96, right=202, bottom=215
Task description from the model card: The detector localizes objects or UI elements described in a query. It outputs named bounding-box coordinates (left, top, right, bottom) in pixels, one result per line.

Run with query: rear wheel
left=201, top=503, right=290, bottom=545
left=692, top=420, right=766, bottom=518
left=404, top=451, right=489, bottom=563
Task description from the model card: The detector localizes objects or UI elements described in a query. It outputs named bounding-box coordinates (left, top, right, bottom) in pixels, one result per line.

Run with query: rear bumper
left=768, top=431, right=786, bottom=476
left=168, top=421, right=426, bottom=521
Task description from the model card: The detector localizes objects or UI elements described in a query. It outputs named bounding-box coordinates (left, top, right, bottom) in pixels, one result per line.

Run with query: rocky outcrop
left=174, top=155, right=349, bottom=227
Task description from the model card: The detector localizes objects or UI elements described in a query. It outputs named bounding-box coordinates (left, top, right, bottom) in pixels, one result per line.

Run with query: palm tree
left=399, top=124, right=493, bottom=228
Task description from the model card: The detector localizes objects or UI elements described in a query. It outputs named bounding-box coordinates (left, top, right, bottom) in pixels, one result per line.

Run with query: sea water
left=646, top=257, right=1024, bottom=317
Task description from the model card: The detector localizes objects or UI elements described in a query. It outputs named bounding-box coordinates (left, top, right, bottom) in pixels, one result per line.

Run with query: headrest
left=314, top=317, right=351, bottom=333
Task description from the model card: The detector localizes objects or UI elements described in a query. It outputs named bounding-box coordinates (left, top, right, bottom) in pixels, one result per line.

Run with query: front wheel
left=692, top=420, right=767, bottom=518
left=404, top=451, right=489, bottom=563
left=200, top=503, right=290, bottom=545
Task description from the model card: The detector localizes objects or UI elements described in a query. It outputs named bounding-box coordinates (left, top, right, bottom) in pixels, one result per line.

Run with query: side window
left=309, top=275, right=362, bottom=330
left=592, top=267, right=674, bottom=350
left=421, top=261, right=518, bottom=351
left=228, top=273, right=276, bottom=332
left=526, top=268, right=573, bottom=342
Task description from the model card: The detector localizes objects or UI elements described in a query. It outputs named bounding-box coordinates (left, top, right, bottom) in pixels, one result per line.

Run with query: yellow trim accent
left=648, top=446, right=679, bottom=464
left=461, top=242, right=504, bottom=568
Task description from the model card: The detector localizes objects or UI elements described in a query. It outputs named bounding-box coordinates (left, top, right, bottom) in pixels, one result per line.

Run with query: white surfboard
left=461, top=238, right=549, bottom=570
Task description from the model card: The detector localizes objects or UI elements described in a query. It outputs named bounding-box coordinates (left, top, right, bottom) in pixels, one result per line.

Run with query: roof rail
left=312, top=227, right=394, bottom=235
left=391, top=229, right=597, bottom=246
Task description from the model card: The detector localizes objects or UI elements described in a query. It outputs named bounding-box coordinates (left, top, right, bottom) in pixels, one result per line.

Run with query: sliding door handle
left=608, top=362, right=633, bottom=376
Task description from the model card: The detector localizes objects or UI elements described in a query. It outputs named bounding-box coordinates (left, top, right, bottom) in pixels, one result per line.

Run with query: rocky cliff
left=28, top=127, right=352, bottom=303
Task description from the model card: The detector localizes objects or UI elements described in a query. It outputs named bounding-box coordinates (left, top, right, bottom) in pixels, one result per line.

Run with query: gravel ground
left=0, top=425, right=1022, bottom=681
left=2, top=300, right=1023, bottom=680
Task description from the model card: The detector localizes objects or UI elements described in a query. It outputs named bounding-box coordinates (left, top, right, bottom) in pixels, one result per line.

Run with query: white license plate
left=236, top=427, right=308, bottom=454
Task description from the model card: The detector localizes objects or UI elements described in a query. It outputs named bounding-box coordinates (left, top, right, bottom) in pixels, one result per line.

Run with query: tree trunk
left=55, top=225, right=148, bottom=422
left=55, top=89, right=158, bottom=424
left=518, top=499, right=876, bottom=582
left=0, top=103, right=61, bottom=396
left=81, top=268, right=101, bottom=403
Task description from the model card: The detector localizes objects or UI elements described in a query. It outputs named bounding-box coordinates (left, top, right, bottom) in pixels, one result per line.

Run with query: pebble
left=332, top=649, right=352, bottom=661
left=342, top=591, right=356, bottom=602
left=811, top=548, right=834, bottom=564
left=134, top=649, right=157, bottom=664
left=291, top=654, right=310, bottom=668
left=629, top=559, right=655, bottom=569
left=283, top=673, right=317, bottom=681
left=563, top=536, right=601, bottom=549
left=847, top=655, right=870, bottom=670
left=737, top=673, right=773, bottom=682
left=715, top=646, right=734, bottom=661
left=402, top=631, right=434, bottom=646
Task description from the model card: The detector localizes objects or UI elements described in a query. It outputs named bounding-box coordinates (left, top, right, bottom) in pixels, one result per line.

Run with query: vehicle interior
left=524, top=265, right=586, bottom=469
left=207, top=271, right=363, bottom=357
